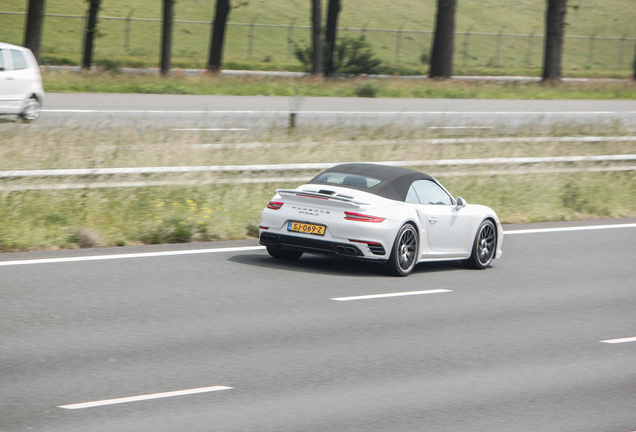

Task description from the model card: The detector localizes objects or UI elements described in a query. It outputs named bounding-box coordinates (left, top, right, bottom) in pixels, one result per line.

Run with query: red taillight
left=344, top=212, right=385, bottom=223
left=259, top=226, right=269, bottom=230
left=267, top=201, right=284, bottom=210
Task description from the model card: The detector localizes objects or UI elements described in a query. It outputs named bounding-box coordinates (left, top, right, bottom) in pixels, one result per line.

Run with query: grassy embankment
left=1, top=0, right=635, bottom=77
left=43, top=69, right=636, bottom=99
left=1, top=122, right=635, bottom=251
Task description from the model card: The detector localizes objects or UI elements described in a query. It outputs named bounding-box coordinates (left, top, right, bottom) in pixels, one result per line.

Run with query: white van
left=0, top=42, right=45, bottom=122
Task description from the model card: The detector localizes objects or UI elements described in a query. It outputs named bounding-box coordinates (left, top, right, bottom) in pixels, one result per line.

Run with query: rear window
left=0, top=49, right=4, bottom=71
left=313, top=172, right=383, bottom=189
left=11, top=49, right=27, bottom=70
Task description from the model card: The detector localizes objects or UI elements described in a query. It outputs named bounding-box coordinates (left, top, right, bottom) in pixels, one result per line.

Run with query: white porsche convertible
left=259, top=163, right=503, bottom=276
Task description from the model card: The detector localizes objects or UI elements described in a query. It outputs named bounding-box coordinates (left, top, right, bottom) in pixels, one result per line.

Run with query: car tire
left=385, top=223, right=419, bottom=277
left=20, top=96, right=40, bottom=123
left=463, top=219, right=496, bottom=269
left=266, top=245, right=303, bottom=260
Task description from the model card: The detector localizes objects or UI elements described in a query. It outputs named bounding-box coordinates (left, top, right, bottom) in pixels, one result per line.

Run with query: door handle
left=428, top=217, right=437, bottom=224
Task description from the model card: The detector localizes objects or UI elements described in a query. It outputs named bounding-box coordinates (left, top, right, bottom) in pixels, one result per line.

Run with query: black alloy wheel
left=464, top=219, right=496, bottom=269
left=386, top=223, right=419, bottom=276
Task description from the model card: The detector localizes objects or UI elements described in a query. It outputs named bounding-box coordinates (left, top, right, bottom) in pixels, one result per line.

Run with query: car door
left=9, top=49, right=31, bottom=105
left=0, top=48, right=15, bottom=111
left=406, top=180, right=472, bottom=254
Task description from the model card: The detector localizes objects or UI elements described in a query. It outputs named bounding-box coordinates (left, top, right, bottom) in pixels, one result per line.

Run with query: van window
left=11, top=49, right=27, bottom=70
left=0, top=49, right=5, bottom=71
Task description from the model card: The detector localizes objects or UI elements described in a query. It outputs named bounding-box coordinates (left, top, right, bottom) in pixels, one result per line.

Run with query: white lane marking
left=332, top=289, right=452, bottom=301
left=601, top=337, right=636, bottom=344
left=58, top=386, right=233, bottom=410
left=504, top=223, right=636, bottom=235
left=172, top=128, right=249, bottom=131
left=429, top=126, right=494, bottom=129
left=0, top=246, right=266, bottom=267
left=42, top=109, right=636, bottom=115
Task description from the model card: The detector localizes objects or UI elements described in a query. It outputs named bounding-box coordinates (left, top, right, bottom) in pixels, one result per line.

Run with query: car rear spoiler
left=275, top=189, right=369, bottom=207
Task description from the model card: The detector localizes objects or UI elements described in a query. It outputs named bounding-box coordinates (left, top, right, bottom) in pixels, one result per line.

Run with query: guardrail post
left=287, top=18, right=297, bottom=60
left=125, top=8, right=135, bottom=51
left=395, top=22, right=406, bottom=62
left=247, top=13, right=260, bottom=60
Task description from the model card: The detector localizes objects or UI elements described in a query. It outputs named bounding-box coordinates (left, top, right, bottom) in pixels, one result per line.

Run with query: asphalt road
left=34, top=93, right=636, bottom=130
left=1, top=219, right=635, bottom=432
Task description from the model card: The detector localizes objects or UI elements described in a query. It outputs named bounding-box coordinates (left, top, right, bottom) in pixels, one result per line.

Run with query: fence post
left=361, top=21, right=369, bottom=40
left=79, top=8, right=88, bottom=54
left=496, top=26, right=505, bottom=67
left=247, top=13, right=260, bottom=60
left=618, top=33, right=627, bottom=68
left=463, top=26, right=473, bottom=66
left=287, top=18, right=297, bottom=60
left=125, top=8, right=135, bottom=51
left=526, top=27, right=537, bottom=66
left=395, top=22, right=406, bottom=62
left=588, top=32, right=596, bottom=66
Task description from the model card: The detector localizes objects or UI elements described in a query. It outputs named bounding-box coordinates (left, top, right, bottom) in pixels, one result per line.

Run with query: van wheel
left=21, top=96, right=40, bottom=123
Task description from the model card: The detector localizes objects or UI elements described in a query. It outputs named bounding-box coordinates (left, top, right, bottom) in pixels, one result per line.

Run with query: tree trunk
left=632, top=38, right=636, bottom=81
left=324, top=0, right=341, bottom=76
left=429, top=0, right=457, bottom=79
left=311, top=0, right=323, bottom=76
left=207, top=0, right=231, bottom=72
left=542, top=0, right=567, bottom=82
left=82, top=0, right=101, bottom=70
left=23, top=0, right=46, bottom=63
left=160, top=0, right=175, bottom=75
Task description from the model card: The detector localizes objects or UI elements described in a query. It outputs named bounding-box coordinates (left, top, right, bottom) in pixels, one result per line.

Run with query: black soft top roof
left=307, top=163, right=435, bottom=202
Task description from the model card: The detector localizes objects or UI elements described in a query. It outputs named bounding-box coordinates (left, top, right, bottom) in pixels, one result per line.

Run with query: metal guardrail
left=1, top=155, right=635, bottom=178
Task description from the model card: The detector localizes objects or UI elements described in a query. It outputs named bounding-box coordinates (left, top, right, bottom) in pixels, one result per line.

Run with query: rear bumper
left=260, top=232, right=387, bottom=262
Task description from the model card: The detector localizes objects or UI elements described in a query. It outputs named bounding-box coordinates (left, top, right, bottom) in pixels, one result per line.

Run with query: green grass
left=41, top=70, right=636, bottom=99
left=1, top=122, right=635, bottom=251
left=2, top=0, right=635, bottom=75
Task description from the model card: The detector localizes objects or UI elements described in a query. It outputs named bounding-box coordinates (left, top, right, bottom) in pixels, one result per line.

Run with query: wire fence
left=1, top=11, right=635, bottom=70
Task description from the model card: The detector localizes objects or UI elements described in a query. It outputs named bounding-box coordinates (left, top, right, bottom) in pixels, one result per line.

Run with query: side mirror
left=455, top=197, right=467, bottom=210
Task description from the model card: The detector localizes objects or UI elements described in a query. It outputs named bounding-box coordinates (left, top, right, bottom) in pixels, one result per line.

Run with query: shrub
left=295, top=36, right=382, bottom=75
left=68, top=228, right=101, bottom=248
left=355, top=82, right=379, bottom=98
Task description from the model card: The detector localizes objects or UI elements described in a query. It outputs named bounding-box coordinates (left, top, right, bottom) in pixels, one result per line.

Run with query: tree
left=23, top=0, right=46, bottom=63
left=542, top=0, right=567, bottom=82
left=82, top=0, right=101, bottom=70
left=160, top=0, right=175, bottom=75
left=324, top=0, right=341, bottom=76
left=310, top=0, right=323, bottom=76
left=429, top=0, right=457, bottom=79
left=207, top=0, right=231, bottom=72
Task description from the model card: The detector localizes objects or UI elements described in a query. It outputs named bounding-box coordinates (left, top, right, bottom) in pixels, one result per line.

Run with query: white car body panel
left=0, top=42, right=45, bottom=117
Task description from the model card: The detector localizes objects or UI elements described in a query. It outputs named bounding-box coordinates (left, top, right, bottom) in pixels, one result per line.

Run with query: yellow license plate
left=288, top=221, right=326, bottom=236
